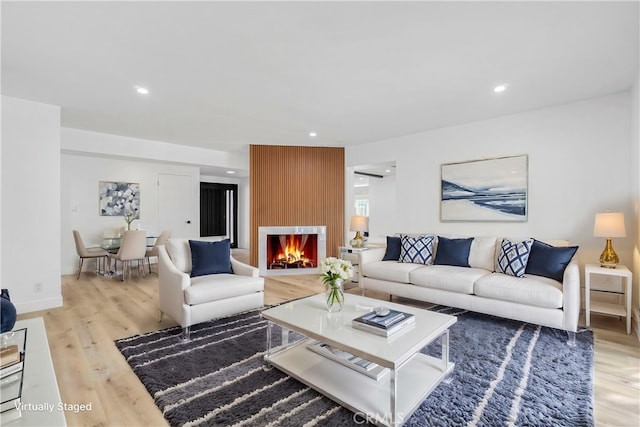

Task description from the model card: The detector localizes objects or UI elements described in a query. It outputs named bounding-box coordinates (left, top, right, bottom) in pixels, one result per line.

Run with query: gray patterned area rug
left=115, top=306, right=593, bottom=427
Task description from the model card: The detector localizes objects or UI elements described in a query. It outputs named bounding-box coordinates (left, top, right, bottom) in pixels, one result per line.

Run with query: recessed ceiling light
left=309, top=132, right=317, bottom=137
left=136, top=86, right=149, bottom=95
left=493, top=84, right=508, bottom=93
left=226, top=170, right=236, bottom=174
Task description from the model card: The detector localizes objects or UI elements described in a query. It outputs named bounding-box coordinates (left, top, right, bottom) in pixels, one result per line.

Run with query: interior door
left=158, top=173, right=194, bottom=239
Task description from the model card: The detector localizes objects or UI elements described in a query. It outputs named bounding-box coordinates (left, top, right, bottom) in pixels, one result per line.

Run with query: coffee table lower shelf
left=266, top=338, right=454, bottom=427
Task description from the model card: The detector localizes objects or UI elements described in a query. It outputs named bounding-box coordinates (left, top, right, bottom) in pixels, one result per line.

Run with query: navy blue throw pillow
left=382, top=236, right=402, bottom=261
left=433, top=236, right=473, bottom=267
left=189, top=239, right=232, bottom=277
left=524, top=239, right=578, bottom=282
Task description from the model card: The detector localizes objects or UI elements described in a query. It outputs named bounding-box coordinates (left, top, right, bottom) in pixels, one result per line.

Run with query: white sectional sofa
left=358, top=235, right=580, bottom=332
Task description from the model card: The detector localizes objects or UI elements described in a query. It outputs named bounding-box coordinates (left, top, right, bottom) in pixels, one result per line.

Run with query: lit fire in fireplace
left=259, top=226, right=325, bottom=275
left=270, top=234, right=315, bottom=269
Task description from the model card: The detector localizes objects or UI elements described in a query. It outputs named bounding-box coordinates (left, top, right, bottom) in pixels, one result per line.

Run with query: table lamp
left=349, top=215, right=369, bottom=248
left=593, top=211, right=626, bottom=268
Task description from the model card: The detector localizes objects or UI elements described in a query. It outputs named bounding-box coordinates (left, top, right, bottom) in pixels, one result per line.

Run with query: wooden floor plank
left=16, top=272, right=639, bottom=426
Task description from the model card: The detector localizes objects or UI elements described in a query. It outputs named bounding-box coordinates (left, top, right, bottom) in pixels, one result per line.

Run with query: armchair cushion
left=186, top=274, right=264, bottom=305
left=189, top=239, right=232, bottom=277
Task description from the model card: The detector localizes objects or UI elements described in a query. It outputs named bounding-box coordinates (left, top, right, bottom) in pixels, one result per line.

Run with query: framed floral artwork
left=441, top=154, right=528, bottom=222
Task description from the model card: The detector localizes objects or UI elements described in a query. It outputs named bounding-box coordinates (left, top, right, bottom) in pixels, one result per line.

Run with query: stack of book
left=352, top=308, right=415, bottom=337
left=306, top=341, right=388, bottom=380
left=1, top=329, right=27, bottom=416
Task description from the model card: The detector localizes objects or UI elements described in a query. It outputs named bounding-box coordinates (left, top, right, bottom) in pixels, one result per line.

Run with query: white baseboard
left=15, top=296, right=63, bottom=314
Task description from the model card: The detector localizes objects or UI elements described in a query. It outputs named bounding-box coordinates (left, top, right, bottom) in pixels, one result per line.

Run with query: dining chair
left=145, top=230, right=172, bottom=274
left=72, top=230, right=108, bottom=279
left=108, top=230, right=147, bottom=281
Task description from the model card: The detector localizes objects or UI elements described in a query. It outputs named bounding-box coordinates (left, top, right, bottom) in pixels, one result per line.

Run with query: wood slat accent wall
left=250, top=145, right=345, bottom=267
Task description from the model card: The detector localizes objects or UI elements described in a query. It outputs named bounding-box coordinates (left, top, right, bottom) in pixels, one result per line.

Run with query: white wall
left=62, top=127, right=248, bottom=172
left=59, top=128, right=254, bottom=276
left=630, top=73, right=640, bottom=336
left=5, top=90, right=635, bottom=315
left=1, top=96, right=62, bottom=313
left=346, top=92, right=633, bottom=272
left=61, top=153, right=201, bottom=275
left=367, top=174, right=397, bottom=245
left=0, top=100, right=2, bottom=296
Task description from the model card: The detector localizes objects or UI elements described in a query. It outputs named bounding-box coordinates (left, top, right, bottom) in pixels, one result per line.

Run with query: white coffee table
left=261, top=294, right=456, bottom=426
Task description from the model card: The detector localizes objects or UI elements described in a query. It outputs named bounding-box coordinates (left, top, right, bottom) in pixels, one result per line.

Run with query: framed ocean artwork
left=441, top=154, right=528, bottom=222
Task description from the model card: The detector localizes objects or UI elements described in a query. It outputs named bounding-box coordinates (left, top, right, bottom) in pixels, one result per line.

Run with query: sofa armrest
left=158, top=245, right=191, bottom=325
left=561, top=258, right=581, bottom=332
left=231, top=257, right=260, bottom=277
left=359, top=247, right=386, bottom=265
left=159, top=246, right=191, bottom=290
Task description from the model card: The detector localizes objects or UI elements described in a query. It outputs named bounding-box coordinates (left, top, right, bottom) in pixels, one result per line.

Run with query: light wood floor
left=17, top=272, right=640, bottom=427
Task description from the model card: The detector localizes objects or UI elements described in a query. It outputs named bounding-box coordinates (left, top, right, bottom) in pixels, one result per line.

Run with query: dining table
left=100, top=235, right=157, bottom=277
left=101, top=235, right=157, bottom=253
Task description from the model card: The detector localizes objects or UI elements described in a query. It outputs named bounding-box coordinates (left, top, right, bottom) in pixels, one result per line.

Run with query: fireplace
left=258, top=226, right=326, bottom=276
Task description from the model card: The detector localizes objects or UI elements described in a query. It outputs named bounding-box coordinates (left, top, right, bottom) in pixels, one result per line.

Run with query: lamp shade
left=349, top=215, right=369, bottom=232
left=593, top=212, right=626, bottom=238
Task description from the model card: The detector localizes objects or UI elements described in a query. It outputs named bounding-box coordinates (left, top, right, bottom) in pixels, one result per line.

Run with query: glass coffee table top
left=262, top=293, right=456, bottom=368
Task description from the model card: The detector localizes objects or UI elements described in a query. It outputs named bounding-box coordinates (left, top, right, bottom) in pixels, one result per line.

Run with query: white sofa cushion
left=409, top=265, right=490, bottom=294
left=186, top=274, right=264, bottom=305
left=361, top=261, right=424, bottom=283
left=474, top=273, right=563, bottom=309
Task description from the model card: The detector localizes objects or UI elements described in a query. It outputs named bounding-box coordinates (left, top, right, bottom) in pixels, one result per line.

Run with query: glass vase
left=325, top=279, right=344, bottom=312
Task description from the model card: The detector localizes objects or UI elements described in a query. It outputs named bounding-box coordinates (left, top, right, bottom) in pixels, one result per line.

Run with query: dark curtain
left=200, top=182, right=238, bottom=247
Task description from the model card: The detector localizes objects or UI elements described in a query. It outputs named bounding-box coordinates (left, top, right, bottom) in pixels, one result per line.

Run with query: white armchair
left=158, top=238, right=264, bottom=339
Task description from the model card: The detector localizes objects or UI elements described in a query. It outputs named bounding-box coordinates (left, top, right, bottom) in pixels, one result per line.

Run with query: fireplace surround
left=258, top=226, right=327, bottom=276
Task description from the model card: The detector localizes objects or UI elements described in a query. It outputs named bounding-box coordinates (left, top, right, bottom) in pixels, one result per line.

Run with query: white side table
left=585, top=263, right=633, bottom=334
left=338, top=246, right=368, bottom=283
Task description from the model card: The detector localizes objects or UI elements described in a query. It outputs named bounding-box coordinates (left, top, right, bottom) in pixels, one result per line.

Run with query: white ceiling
left=2, top=1, right=638, bottom=156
